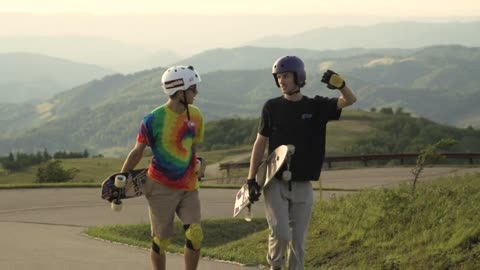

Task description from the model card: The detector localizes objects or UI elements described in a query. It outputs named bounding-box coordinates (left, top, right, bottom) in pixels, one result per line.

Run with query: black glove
left=247, top=178, right=261, bottom=203
left=321, top=70, right=346, bottom=90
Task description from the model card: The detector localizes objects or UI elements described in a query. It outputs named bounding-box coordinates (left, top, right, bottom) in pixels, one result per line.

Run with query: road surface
left=0, top=166, right=478, bottom=269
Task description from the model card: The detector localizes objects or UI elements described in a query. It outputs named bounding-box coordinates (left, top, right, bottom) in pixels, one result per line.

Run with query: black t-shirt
left=258, top=95, right=341, bottom=181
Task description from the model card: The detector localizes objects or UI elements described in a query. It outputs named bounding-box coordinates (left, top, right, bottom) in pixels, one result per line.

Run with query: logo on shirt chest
left=301, top=113, right=313, bottom=120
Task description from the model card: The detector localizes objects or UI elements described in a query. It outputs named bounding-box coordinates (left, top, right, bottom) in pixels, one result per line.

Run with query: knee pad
left=152, top=237, right=170, bottom=255
left=184, top=223, right=203, bottom=250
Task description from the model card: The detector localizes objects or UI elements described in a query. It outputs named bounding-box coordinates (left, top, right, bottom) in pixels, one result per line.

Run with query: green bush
left=36, top=160, right=78, bottom=183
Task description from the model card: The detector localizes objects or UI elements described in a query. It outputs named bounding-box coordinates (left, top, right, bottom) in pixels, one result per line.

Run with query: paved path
left=0, top=166, right=478, bottom=269
left=0, top=188, right=262, bottom=270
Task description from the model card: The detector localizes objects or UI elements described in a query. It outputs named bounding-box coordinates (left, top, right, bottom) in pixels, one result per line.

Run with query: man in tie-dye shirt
left=121, top=66, right=204, bottom=270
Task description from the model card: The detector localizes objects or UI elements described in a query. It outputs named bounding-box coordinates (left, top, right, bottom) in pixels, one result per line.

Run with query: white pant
left=264, top=178, right=313, bottom=270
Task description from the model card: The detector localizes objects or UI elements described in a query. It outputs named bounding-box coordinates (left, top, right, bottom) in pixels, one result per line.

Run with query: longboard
left=101, top=157, right=206, bottom=211
left=101, top=168, right=148, bottom=211
left=233, top=144, right=295, bottom=221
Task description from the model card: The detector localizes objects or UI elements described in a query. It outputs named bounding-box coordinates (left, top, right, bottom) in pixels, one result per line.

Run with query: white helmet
left=161, top=66, right=201, bottom=96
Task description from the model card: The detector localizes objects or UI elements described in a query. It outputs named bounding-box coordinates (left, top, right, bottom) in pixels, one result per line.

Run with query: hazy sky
left=1, top=0, right=479, bottom=70
left=2, top=0, right=480, bottom=16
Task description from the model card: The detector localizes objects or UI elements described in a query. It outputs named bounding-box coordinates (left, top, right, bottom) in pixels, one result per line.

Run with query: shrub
left=36, top=160, right=78, bottom=183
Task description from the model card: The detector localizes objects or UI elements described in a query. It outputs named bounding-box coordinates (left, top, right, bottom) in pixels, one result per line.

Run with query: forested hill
left=173, top=46, right=414, bottom=73
left=1, top=45, right=480, bottom=155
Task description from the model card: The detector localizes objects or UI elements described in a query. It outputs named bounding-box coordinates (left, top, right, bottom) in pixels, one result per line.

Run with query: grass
left=0, top=157, right=148, bottom=185
left=326, top=109, right=383, bottom=155
left=86, top=219, right=270, bottom=265
left=86, top=173, right=480, bottom=269
left=304, top=173, right=480, bottom=269
left=327, top=119, right=373, bottom=154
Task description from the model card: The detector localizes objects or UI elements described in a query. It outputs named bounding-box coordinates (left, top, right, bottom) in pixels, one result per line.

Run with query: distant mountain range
left=0, top=45, right=479, bottom=155
left=0, top=36, right=183, bottom=73
left=173, top=46, right=415, bottom=73
left=1, top=20, right=479, bottom=72
left=249, top=21, right=480, bottom=50
left=0, top=52, right=113, bottom=103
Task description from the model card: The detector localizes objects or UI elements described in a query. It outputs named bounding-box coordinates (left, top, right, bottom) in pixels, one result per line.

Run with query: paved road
left=0, top=166, right=478, bottom=269
left=0, top=188, right=262, bottom=270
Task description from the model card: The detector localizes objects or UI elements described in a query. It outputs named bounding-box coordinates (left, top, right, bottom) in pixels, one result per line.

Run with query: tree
left=43, top=148, right=52, bottom=161
left=36, top=160, right=78, bottom=183
left=380, top=107, right=394, bottom=115
left=1, top=152, right=22, bottom=172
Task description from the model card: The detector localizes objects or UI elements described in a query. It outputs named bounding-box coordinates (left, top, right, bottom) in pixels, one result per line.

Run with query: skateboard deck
left=101, top=157, right=205, bottom=211
left=233, top=144, right=295, bottom=221
left=101, top=168, right=148, bottom=211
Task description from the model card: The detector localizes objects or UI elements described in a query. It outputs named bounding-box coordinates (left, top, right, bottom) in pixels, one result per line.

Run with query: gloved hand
left=247, top=177, right=261, bottom=203
left=195, top=157, right=206, bottom=180
left=321, top=70, right=346, bottom=90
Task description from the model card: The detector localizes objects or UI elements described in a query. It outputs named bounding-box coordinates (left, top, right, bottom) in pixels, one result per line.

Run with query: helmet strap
left=181, top=91, right=191, bottom=121
left=285, top=85, right=301, bottom=96
left=286, top=90, right=300, bottom=96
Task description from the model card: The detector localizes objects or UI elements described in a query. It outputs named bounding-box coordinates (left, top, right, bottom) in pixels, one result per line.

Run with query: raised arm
left=321, top=69, right=357, bottom=109
left=337, top=85, right=357, bottom=109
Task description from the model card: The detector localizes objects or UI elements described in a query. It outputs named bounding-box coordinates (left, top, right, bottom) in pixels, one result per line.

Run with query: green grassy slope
left=86, top=173, right=480, bottom=269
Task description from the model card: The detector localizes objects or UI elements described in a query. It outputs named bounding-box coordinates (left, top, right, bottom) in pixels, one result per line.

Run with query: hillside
left=1, top=45, right=480, bottom=155
left=2, top=105, right=480, bottom=160
left=0, top=52, right=113, bottom=103
left=173, top=46, right=414, bottom=73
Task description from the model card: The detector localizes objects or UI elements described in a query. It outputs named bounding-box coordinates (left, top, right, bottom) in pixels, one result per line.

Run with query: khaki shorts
left=143, top=177, right=201, bottom=239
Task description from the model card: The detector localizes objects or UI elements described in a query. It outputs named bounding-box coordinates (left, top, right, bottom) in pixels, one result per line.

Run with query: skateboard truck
left=282, top=145, right=295, bottom=181
left=111, top=175, right=127, bottom=211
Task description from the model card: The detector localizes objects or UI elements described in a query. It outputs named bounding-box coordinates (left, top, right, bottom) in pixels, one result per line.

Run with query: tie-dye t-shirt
left=136, top=104, right=204, bottom=191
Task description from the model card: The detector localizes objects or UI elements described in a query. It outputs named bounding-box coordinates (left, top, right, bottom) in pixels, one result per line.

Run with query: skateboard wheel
left=244, top=205, right=253, bottom=222
left=111, top=201, right=123, bottom=211
left=287, top=144, right=295, bottom=155
left=282, top=170, right=292, bottom=181
left=114, top=175, right=127, bottom=188
left=244, top=211, right=253, bottom=222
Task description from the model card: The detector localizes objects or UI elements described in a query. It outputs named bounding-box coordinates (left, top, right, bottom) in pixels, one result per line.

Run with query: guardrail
left=218, top=152, right=480, bottom=177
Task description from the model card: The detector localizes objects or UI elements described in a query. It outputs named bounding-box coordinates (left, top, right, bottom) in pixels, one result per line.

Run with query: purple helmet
left=272, top=56, right=306, bottom=88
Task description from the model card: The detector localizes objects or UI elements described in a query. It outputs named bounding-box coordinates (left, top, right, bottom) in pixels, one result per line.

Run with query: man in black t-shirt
left=246, top=56, right=357, bottom=270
